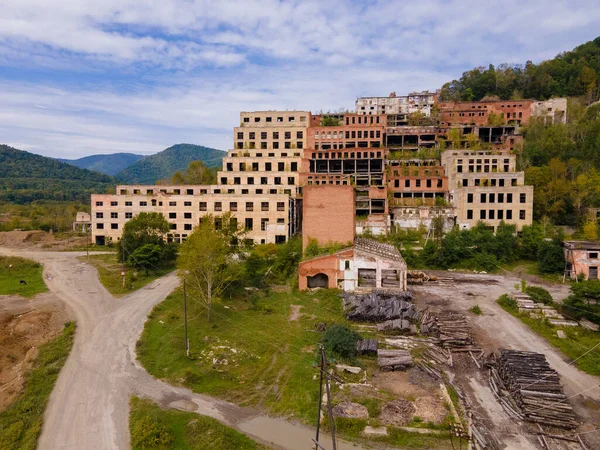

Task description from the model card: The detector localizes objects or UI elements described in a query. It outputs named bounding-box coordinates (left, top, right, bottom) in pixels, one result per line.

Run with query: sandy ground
left=0, top=230, right=90, bottom=251
left=0, top=292, right=70, bottom=410
left=412, top=270, right=600, bottom=449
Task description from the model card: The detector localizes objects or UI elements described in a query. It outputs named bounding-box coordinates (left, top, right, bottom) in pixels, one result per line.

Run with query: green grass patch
left=82, top=253, right=172, bottom=297
left=0, top=321, right=75, bottom=450
left=138, top=288, right=356, bottom=424
left=469, top=305, right=483, bottom=315
left=0, top=256, right=47, bottom=297
left=497, top=295, right=600, bottom=375
left=129, top=396, right=266, bottom=450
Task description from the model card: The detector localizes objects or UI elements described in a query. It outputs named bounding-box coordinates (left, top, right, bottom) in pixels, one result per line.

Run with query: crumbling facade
left=298, top=237, right=408, bottom=291
left=564, top=241, right=600, bottom=280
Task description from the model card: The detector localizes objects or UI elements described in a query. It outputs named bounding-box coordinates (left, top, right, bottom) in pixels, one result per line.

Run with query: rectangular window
left=184, top=201, right=192, bottom=206
left=111, top=201, right=118, bottom=206
left=467, top=210, right=473, bottom=220
left=215, top=202, right=222, bottom=212
left=507, top=193, right=513, bottom=203
left=245, top=218, right=253, bottom=230
left=489, top=193, right=495, bottom=203
left=111, top=212, right=118, bottom=219
left=169, top=212, right=176, bottom=219
left=506, top=210, right=513, bottom=220
left=184, top=224, right=192, bottom=230
left=489, top=210, right=495, bottom=220
left=274, top=177, right=281, bottom=185
left=467, top=194, right=473, bottom=203
left=261, top=218, right=268, bottom=231
left=199, top=202, right=207, bottom=211
left=404, top=179, right=410, bottom=188
left=246, top=202, right=254, bottom=212
left=520, top=193, right=526, bottom=203
left=480, top=193, right=486, bottom=203
left=589, top=252, right=599, bottom=259
left=111, top=223, right=118, bottom=230
left=261, top=202, right=269, bottom=211
left=519, top=210, right=526, bottom=220
left=125, top=201, right=132, bottom=206
left=498, top=193, right=504, bottom=203
left=480, top=210, right=486, bottom=220
left=284, top=131, right=291, bottom=139
left=261, top=177, right=268, bottom=185
left=95, top=201, right=103, bottom=206
left=125, top=212, right=133, bottom=219
left=96, top=212, right=104, bottom=219
left=139, top=201, right=147, bottom=206
left=265, top=162, right=272, bottom=171
left=288, top=177, right=295, bottom=185
left=96, top=223, right=104, bottom=229
left=230, top=202, right=237, bottom=211
left=498, top=210, right=504, bottom=220
left=184, top=212, right=192, bottom=219
left=277, top=202, right=285, bottom=211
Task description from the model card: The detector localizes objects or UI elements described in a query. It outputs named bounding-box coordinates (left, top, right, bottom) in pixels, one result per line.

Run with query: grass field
left=137, top=288, right=453, bottom=448
left=129, top=397, right=267, bottom=450
left=497, top=295, right=600, bottom=375
left=0, top=256, right=48, bottom=297
left=0, top=322, right=75, bottom=450
left=83, top=253, right=172, bottom=297
left=138, top=288, right=346, bottom=424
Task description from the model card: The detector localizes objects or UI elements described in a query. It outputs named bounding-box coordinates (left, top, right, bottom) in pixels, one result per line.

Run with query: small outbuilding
left=299, top=237, right=407, bottom=291
left=564, top=240, right=600, bottom=280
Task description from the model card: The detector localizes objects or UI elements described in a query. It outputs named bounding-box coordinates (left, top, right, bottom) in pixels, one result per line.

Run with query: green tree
left=119, top=212, right=176, bottom=268
left=322, top=324, right=361, bottom=359
left=537, top=237, right=565, bottom=274
left=129, top=244, right=163, bottom=275
left=178, top=217, right=241, bottom=321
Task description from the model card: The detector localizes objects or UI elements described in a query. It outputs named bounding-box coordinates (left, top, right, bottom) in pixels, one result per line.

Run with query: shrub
left=469, top=305, right=483, bottom=315
left=497, top=294, right=518, bottom=312
left=322, top=324, right=361, bottom=359
left=130, top=415, right=173, bottom=448
left=525, top=286, right=554, bottom=305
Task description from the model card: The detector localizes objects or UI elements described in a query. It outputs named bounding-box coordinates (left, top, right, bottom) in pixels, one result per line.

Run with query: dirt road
left=414, top=271, right=599, bottom=402
left=0, top=247, right=361, bottom=450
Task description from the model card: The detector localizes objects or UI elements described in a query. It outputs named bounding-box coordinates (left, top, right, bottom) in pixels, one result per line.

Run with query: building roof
left=354, top=237, right=405, bottom=263
left=564, top=240, right=600, bottom=250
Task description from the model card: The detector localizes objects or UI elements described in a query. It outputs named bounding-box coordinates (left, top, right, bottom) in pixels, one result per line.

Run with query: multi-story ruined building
left=356, top=91, right=436, bottom=126
left=441, top=149, right=533, bottom=231
left=91, top=111, right=309, bottom=246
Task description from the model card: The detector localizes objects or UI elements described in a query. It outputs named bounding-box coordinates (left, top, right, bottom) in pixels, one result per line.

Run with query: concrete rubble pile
left=489, top=349, right=577, bottom=429
left=341, top=291, right=416, bottom=323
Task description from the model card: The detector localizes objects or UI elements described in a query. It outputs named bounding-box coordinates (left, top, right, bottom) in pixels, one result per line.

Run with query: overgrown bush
left=497, top=294, right=518, bottom=312
left=525, top=286, right=554, bottom=305
left=130, top=414, right=173, bottom=448
left=322, top=324, right=361, bottom=359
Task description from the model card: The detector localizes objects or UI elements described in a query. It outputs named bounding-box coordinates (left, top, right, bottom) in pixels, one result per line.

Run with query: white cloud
left=0, top=0, right=599, bottom=157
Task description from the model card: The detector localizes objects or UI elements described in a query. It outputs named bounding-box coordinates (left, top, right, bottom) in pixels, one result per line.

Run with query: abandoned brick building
left=91, top=91, right=563, bottom=252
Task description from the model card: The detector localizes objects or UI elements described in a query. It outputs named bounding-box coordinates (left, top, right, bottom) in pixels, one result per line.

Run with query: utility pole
left=321, top=346, right=337, bottom=450
left=184, top=277, right=189, bottom=357
left=121, top=237, right=126, bottom=289
left=314, top=345, right=325, bottom=449
left=86, top=226, right=89, bottom=260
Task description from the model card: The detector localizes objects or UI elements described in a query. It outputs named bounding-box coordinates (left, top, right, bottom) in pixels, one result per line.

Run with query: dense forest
left=116, top=144, right=225, bottom=184
left=59, top=153, right=144, bottom=176
left=440, top=37, right=600, bottom=102
left=0, top=145, right=115, bottom=204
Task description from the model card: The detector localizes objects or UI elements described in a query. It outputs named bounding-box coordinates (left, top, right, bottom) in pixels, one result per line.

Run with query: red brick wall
left=302, top=185, right=355, bottom=250
left=298, top=250, right=353, bottom=290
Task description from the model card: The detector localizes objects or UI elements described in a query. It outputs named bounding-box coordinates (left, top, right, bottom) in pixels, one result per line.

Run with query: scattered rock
left=556, top=330, right=567, bottom=339
left=314, top=322, right=327, bottom=332
left=379, top=399, right=415, bottom=426
left=363, top=426, right=388, bottom=436
left=332, top=401, right=369, bottom=419
left=288, top=304, right=303, bottom=322
left=336, top=364, right=361, bottom=374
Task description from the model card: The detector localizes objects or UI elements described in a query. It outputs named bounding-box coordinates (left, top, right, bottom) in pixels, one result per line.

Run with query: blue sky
left=0, top=0, right=599, bottom=159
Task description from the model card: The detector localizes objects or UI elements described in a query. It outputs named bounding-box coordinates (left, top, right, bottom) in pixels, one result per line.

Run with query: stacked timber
left=356, top=338, right=378, bottom=355
left=377, top=349, right=413, bottom=371
left=341, top=291, right=416, bottom=322
left=492, top=349, right=577, bottom=429
left=427, top=312, right=481, bottom=352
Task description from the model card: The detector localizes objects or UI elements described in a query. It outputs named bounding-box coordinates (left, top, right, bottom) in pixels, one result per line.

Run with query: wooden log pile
left=377, top=349, right=413, bottom=371
left=492, top=349, right=577, bottom=429
left=423, top=312, right=482, bottom=353
left=356, top=338, right=378, bottom=355
left=341, top=291, right=416, bottom=323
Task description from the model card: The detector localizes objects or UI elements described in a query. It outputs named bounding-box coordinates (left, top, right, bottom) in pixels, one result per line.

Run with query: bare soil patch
left=0, top=230, right=89, bottom=251
left=0, top=292, right=70, bottom=410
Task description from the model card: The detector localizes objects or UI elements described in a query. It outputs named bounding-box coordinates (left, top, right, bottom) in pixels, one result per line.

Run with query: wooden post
left=314, top=345, right=324, bottom=450
left=184, top=278, right=189, bottom=357
left=321, top=346, right=337, bottom=450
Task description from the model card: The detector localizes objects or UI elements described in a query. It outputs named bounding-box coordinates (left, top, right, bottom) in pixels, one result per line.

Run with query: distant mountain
left=116, top=144, right=225, bottom=184
left=0, top=144, right=114, bottom=204
left=59, top=153, right=144, bottom=176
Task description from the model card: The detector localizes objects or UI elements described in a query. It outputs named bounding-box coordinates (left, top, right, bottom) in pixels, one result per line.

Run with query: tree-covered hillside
left=59, top=153, right=144, bottom=175
left=440, top=36, right=600, bottom=102
left=116, top=144, right=225, bottom=184
left=0, top=145, right=115, bottom=204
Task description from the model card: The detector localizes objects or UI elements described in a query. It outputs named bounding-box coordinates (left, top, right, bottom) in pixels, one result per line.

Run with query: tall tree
left=119, top=212, right=176, bottom=267
left=178, top=216, right=242, bottom=321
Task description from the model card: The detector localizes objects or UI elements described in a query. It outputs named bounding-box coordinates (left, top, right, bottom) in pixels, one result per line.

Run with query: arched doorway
left=307, top=273, right=329, bottom=288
